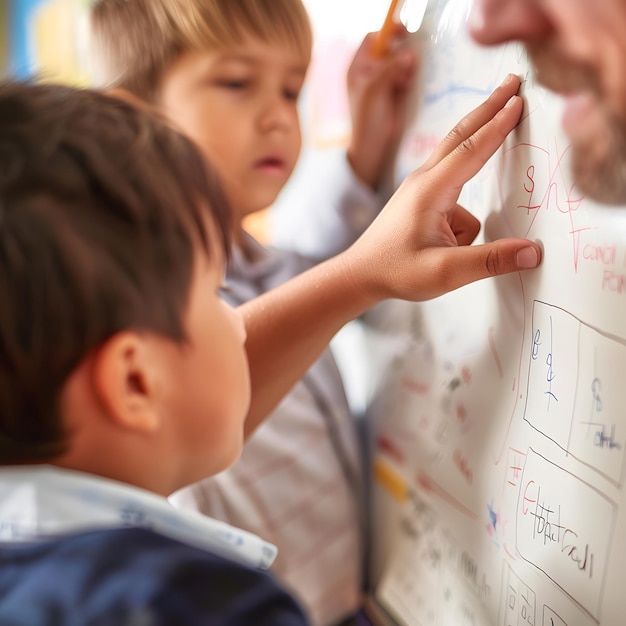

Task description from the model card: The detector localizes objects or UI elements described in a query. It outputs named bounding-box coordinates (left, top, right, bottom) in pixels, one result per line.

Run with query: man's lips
left=562, top=92, right=596, bottom=136
left=530, top=66, right=598, bottom=138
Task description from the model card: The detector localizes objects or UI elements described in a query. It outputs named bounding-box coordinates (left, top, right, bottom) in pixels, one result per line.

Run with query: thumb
left=461, top=238, right=541, bottom=278
left=418, top=239, right=542, bottom=299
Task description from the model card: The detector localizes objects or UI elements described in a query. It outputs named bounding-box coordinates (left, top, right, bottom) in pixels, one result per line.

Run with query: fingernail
left=517, top=246, right=539, bottom=269
left=505, top=95, right=519, bottom=108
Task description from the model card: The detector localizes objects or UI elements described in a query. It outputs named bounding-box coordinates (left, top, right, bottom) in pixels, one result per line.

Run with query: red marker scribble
left=488, top=326, right=504, bottom=380
left=505, top=139, right=587, bottom=271
left=415, top=471, right=477, bottom=519
left=376, top=433, right=405, bottom=465
left=505, top=448, right=526, bottom=491
left=401, top=376, right=430, bottom=395
left=456, top=403, right=468, bottom=424
left=522, top=480, right=537, bottom=515
left=461, top=366, right=472, bottom=385
left=453, top=448, right=473, bottom=484
left=492, top=275, right=527, bottom=467
left=504, top=544, right=516, bottom=560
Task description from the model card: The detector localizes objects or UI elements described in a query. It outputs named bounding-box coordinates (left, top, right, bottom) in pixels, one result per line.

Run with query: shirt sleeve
left=269, top=147, right=385, bottom=260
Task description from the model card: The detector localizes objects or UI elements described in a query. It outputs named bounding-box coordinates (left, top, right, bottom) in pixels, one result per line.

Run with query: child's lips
left=254, top=155, right=287, bottom=176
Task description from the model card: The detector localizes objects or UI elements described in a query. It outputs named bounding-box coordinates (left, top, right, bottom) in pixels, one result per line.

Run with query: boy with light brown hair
left=0, top=76, right=539, bottom=625
left=90, top=2, right=418, bottom=624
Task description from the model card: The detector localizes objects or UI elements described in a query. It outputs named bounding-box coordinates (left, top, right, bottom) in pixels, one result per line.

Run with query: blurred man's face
left=469, top=0, right=626, bottom=205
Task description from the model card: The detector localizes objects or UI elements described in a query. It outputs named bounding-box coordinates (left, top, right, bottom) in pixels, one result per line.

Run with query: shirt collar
left=229, top=232, right=282, bottom=282
left=0, top=465, right=277, bottom=570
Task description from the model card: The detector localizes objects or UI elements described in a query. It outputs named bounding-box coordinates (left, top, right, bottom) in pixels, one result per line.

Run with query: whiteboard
left=365, top=1, right=626, bottom=625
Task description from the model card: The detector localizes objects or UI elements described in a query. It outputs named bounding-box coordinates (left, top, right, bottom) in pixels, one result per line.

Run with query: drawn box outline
left=522, top=300, right=626, bottom=488
left=499, top=560, right=537, bottom=626
left=515, top=448, right=617, bottom=623
left=543, top=604, right=568, bottom=626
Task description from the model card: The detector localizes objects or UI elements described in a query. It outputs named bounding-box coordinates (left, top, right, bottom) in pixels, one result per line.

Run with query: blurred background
left=0, top=0, right=401, bottom=135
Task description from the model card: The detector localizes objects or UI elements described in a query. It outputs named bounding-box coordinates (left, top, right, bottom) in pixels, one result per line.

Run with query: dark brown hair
left=0, top=81, right=231, bottom=462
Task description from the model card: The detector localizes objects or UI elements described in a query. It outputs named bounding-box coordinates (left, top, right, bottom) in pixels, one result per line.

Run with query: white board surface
left=366, top=1, right=626, bottom=625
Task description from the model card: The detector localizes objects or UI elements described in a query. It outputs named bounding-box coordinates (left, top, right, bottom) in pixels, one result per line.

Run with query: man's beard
left=572, top=110, right=626, bottom=206
left=527, top=44, right=626, bottom=206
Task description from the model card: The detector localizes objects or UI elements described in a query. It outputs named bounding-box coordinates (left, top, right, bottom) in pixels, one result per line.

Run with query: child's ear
left=91, top=332, right=162, bottom=434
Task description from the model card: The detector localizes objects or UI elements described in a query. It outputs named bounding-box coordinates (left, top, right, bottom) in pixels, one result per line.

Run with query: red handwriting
left=456, top=404, right=468, bottom=424
left=488, top=326, right=504, bottom=380
left=522, top=480, right=537, bottom=515
left=376, top=434, right=405, bottom=465
left=506, top=140, right=588, bottom=271
left=583, top=244, right=616, bottom=265
left=602, top=270, right=626, bottom=293
left=401, top=376, right=430, bottom=395
left=453, top=449, right=473, bottom=484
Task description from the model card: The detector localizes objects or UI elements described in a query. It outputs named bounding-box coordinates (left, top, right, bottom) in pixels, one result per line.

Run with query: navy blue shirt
left=0, top=527, right=309, bottom=625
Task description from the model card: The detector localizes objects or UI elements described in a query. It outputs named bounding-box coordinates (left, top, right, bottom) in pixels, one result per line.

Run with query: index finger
left=421, top=74, right=521, bottom=171
left=419, top=93, right=524, bottom=212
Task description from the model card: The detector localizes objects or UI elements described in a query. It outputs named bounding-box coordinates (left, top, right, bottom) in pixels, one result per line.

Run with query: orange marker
left=373, top=458, right=408, bottom=503
left=371, top=0, right=402, bottom=57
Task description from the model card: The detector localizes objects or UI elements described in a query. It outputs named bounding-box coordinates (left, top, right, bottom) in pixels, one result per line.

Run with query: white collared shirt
left=0, top=465, right=276, bottom=570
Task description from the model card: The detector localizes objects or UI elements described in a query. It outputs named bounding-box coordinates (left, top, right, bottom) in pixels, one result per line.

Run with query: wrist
left=332, top=247, right=385, bottom=313
left=347, top=144, right=380, bottom=190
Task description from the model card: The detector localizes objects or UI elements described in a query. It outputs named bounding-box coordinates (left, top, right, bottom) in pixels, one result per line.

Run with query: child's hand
left=346, top=25, right=418, bottom=190
left=341, top=74, right=541, bottom=303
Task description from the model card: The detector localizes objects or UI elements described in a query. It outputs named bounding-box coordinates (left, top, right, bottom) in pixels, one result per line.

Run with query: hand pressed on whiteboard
left=341, top=72, right=541, bottom=302
left=242, top=74, right=542, bottom=435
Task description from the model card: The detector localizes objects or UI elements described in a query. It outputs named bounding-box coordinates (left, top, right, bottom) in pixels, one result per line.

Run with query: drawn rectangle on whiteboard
left=516, top=449, right=616, bottom=621
left=501, top=562, right=536, bottom=626
left=569, top=325, right=626, bottom=484
left=543, top=605, right=568, bottom=626
left=524, top=302, right=579, bottom=447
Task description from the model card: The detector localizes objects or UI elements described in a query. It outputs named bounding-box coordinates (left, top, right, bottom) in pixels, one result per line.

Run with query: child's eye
left=217, top=79, right=248, bottom=90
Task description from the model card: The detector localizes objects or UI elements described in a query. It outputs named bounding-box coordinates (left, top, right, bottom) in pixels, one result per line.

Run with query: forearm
left=240, top=251, right=373, bottom=438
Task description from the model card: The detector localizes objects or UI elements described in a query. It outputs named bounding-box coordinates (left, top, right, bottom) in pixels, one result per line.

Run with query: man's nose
left=468, top=0, right=552, bottom=47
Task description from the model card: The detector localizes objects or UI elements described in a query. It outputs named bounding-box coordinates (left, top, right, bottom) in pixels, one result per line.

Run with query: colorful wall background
left=1, top=0, right=8, bottom=78
left=8, top=0, right=90, bottom=84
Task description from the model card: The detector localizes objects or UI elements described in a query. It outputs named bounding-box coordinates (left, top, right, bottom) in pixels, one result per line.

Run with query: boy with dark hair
left=0, top=80, right=295, bottom=624
left=0, top=77, right=539, bottom=624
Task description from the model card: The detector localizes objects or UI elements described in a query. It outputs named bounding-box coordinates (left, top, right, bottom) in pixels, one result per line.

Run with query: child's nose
left=257, top=95, right=297, bottom=132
